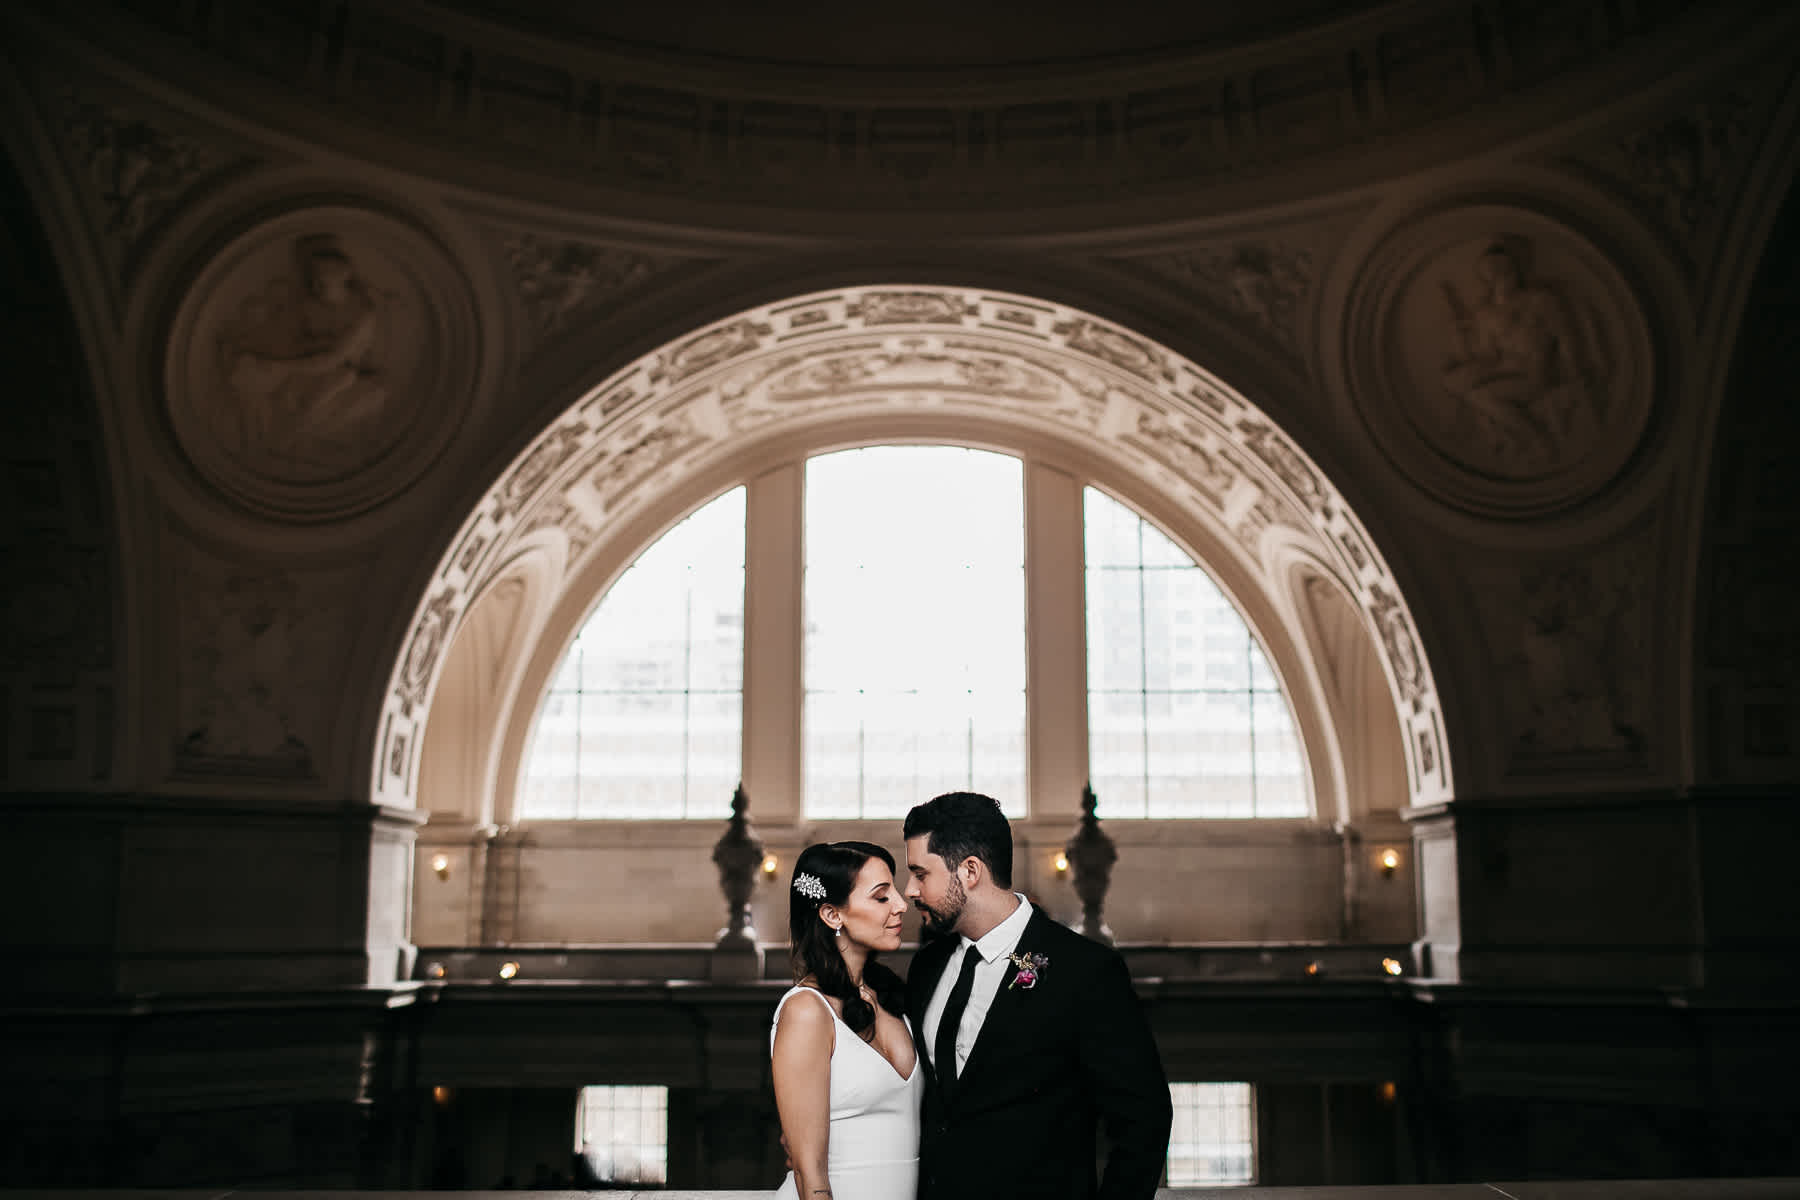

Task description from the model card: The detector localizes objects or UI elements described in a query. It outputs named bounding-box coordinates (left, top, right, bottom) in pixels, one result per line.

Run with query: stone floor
left=12, top=1184, right=1800, bottom=1199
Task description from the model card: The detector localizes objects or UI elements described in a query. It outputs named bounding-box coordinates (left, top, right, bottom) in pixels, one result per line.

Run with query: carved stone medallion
left=1342, top=206, right=1654, bottom=518
left=164, top=206, right=479, bottom=520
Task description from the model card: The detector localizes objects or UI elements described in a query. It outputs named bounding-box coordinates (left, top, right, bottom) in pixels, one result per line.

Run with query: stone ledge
left=7, top=1181, right=1799, bottom=1198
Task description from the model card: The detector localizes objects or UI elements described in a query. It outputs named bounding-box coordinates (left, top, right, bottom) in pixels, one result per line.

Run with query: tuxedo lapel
left=951, top=906, right=1048, bottom=1097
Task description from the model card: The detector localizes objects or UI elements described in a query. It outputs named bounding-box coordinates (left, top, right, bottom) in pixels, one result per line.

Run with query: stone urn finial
left=1065, top=782, right=1118, bottom=945
left=710, top=783, right=766, bottom=979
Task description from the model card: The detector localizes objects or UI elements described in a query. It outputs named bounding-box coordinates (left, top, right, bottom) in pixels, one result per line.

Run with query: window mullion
left=742, top=464, right=805, bottom=825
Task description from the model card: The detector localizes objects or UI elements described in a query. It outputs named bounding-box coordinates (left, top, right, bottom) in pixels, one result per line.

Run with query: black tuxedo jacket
left=905, top=905, right=1172, bottom=1200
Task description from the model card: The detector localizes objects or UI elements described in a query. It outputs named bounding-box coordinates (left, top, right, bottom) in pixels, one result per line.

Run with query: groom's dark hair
left=903, top=791, right=1013, bottom=888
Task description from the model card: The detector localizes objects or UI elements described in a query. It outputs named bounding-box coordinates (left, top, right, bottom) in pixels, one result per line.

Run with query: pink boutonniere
left=1007, top=951, right=1049, bottom=990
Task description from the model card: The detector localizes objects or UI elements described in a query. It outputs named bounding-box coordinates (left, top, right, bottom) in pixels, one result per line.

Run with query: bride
left=771, top=841, right=922, bottom=1200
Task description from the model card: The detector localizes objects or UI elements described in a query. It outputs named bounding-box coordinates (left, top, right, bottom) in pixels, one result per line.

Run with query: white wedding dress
left=771, top=985, right=923, bottom=1200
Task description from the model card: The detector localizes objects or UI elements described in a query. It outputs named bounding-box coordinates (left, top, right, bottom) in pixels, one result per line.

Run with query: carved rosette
left=163, top=206, right=479, bottom=521
left=1341, top=205, right=1654, bottom=518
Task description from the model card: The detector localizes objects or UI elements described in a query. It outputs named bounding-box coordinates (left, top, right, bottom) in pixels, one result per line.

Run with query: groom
left=903, top=791, right=1172, bottom=1200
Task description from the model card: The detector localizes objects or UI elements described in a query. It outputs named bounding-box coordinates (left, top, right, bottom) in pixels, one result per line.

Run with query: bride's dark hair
left=788, top=841, right=907, bottom=1041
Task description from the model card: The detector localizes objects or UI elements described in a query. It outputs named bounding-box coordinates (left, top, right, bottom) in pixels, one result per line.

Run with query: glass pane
left=1084, top=485, right=1144, bottom=568
left=1086, top=487, right=1309, bottom=819
left=1086, top=568, right=1145, bottom=695
left=577, top=1085, right=668, bottom=1186
left=1252, top=691, right=1308, bottom=817
left=804, top=447, right=1026, bottom=818
left=1248, top=637, right=1280, bottom=692
left=1136, top=507, right=1193, bottom=568
left=1167, top=1082, right=1255, bottom=1187
left=520, top=488, right=745, bottom=820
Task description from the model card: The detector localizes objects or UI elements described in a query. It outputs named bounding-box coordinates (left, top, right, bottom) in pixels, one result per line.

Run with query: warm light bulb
left=1053, top=852, right=1070, bottom=874
left=1378, top=848, right=1400, bottom=875
left=426, top=961, right=446, bottom=980
left=1304, top=961, right=1322, bottom=978
left=761, top=853, right=779, bottom=876
left=1379, top=1081, right=1397, bottom=1104
left=433, top=1085, right=453, bottom=1106
left=1382, top=957, right=1404, bottom=976
left=498, top=960, right=520, bottom=980
left=430, top=853, right=451, bottom=879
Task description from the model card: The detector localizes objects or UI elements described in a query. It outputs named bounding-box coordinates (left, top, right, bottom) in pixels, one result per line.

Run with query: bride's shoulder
left=772, top=984, right=836, bottom=1046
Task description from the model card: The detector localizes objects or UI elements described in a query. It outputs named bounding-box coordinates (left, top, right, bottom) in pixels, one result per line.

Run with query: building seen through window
left=523, top=488, right=745, bottom=819
left=521, top=447, right=1309, bottom=820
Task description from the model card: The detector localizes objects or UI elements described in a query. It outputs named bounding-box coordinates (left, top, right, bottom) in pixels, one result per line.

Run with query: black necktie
left=934, top=945, right=981, bottom=1099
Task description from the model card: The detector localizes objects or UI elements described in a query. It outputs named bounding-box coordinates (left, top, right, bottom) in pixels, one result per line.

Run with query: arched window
left=521, top=487, right=745, bottom=819
left=519, top=449, right=1309, bottom=821
left=1085, top=488, right=1306, bottom=818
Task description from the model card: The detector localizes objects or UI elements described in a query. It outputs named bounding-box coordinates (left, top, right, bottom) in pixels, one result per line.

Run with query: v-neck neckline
left=817, top=991, right=919, bottom=1085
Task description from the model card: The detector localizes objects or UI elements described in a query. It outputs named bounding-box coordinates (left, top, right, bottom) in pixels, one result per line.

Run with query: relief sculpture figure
left=216, top=235, right=389, bottom=477
left=1438, top=242, right=1600, bottom=476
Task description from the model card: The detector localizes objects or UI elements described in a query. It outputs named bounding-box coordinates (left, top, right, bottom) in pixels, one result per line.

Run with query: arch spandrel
left=379, top=286, right=1452, bottom=811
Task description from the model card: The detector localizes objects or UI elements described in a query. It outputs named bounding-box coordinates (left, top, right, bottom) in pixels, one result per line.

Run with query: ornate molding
left=31, top=0, right=1729, bottom=212
left=171, top=549, right=360, bottom=779
left=49, top=83, right=249, bottom=271
left=373, top=285, right=1454, bottom=811
left=1576, top=64, right=1786, bottom=261
left=500, top=232, right=683, bottom=344
left=1465, top=529, right=1656, bottom=774
left=1126, top=238, right=1318, bottom=353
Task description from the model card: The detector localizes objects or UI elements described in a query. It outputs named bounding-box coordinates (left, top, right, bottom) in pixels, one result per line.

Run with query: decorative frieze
left=1133, top=240, right=1317, bottom=351
left=501, top=232, right=674, bottom=343
left=373, top=286, right=1452, bottom=811
left=46, top=0, right=1722, bottom=210
left=1462, top=530, right=1656, bottom=773
left=52, top=85, right=248, bottom=269
left=173, top=553, right=359, bottom=778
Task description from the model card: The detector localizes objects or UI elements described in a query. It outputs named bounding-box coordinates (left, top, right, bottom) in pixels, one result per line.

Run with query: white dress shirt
left=921, top=893, right=1034, bottom=1076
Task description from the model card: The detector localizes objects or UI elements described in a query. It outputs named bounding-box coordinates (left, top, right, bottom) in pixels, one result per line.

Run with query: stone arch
left=380, top=286, right=1452, bottom=816
left=416, top=538, right=566, bottom=826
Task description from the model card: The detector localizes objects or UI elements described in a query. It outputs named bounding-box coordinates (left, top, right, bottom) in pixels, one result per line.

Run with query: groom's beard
left=915, top=875, right=967, bottom=938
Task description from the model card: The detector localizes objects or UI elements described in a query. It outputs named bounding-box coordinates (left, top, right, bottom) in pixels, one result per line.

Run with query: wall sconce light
left=761, top=853, right=779, bottom=878
left=1303, top=960, right=1322, bottom=978
left=1052, top=852, right=1069, bottom=875
left=425, top=961, right=446, bottom=980
left=498, top=961, right=520, bottom=980
left=1382, top=957, right=1404, bottom=977
left=1378, top=1081, right=1397, bottom=1104
left=1378, top=848, right=1400, bottom=877
left=430, top=853, right=451, bottom=880
left=432, top=1085, right=454, bottom=1107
